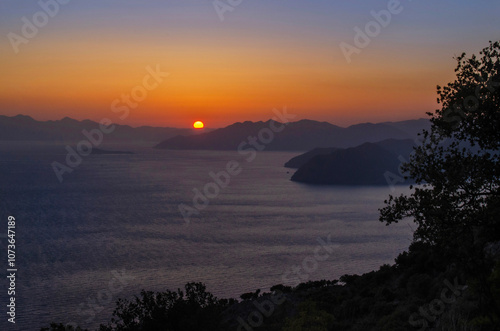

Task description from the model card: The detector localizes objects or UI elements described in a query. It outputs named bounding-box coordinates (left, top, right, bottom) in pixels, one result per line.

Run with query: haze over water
left=0, top=143, right=412, bottom=330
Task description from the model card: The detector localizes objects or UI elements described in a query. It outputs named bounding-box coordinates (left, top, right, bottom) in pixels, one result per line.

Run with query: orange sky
left=0, top=1, right=498, bottom=128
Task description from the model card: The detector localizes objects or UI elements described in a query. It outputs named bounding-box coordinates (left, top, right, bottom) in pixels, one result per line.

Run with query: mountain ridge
left=155, top=118, right=430, bottom=151
left=0, top=114, right=206, bottom=142
left=0, top=115, right=430, bottom=150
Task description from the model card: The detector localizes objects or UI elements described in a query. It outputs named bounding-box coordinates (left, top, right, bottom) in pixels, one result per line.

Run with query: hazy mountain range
left=0, top=115, right=429, bottom=150
left=155, top=118, right=430, bottom=151
left=1, top=114, right=427, bottom=185
left=0, top=114, right=203, bottom=142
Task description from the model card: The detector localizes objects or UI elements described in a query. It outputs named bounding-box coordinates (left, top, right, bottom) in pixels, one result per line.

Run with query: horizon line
left=0, top=113, right=429, bottom=130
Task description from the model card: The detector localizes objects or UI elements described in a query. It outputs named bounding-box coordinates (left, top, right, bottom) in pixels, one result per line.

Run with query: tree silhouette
left=98, top=282, right=235, bottom=331
left=380, top=40, right=500, bottom=322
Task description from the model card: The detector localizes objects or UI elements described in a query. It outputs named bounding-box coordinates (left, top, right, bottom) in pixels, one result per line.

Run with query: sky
left=0, top=0, right=499, bottom=128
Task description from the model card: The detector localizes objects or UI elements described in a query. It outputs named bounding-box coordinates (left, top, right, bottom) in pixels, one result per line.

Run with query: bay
left=0, top=143, right=413, bottom=330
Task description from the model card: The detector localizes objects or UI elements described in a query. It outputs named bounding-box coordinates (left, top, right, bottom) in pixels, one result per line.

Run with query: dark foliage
left=380, top=40, right=500, bottom=325
left=98, top=282, right=236, bottom=331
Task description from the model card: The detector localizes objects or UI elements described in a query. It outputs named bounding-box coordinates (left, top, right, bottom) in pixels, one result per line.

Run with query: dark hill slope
left=290, top=141, right=414, bottom=185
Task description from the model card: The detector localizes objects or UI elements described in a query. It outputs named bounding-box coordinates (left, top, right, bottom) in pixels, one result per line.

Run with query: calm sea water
left=0, top=142, right=413, bottom=330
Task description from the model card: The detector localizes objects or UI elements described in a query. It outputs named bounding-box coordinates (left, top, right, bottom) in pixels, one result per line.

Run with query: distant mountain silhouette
left=290, top=139, right=416, bottom=185
left=155, top=118, right=429, bottom=151
left=285, top=147, right=339, bottom=168
left=0, top=114, right=205, bottom=142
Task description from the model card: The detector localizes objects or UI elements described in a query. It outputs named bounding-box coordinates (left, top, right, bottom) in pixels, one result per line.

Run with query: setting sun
left=193, top=121, right=204, bottom=129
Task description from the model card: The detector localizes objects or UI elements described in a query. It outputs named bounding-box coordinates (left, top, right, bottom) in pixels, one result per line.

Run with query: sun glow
left=193, top=121, right=204, bottom=129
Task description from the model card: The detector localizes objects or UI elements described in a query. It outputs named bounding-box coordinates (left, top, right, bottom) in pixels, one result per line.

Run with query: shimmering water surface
left=0, top=143, right=413, bottom=330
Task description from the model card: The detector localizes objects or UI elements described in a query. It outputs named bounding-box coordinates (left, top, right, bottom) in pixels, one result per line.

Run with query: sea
left=0, top=142, right=413, bottom=330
